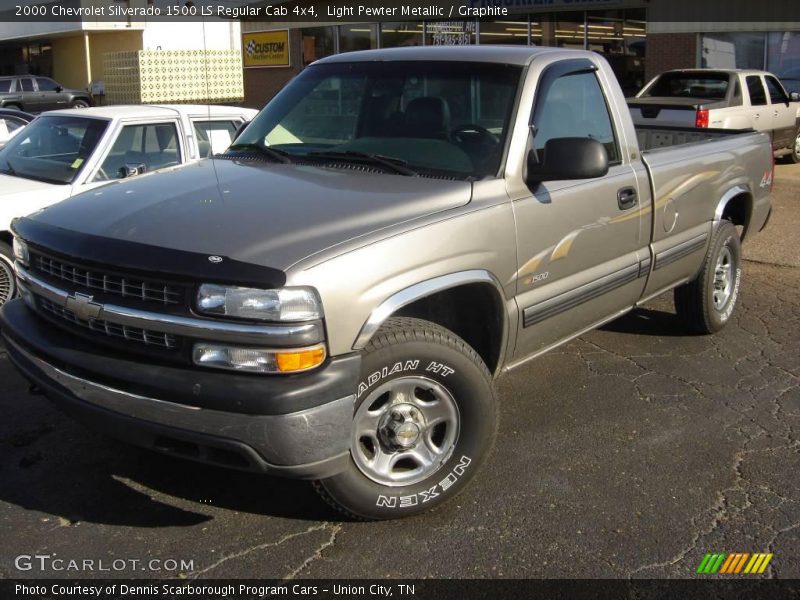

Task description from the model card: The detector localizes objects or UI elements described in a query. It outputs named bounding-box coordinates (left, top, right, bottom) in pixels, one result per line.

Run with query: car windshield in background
left=643, top=72, right=730, bottom=100
left=0, top=115, right=108, bottom=184
left=233, top=61, right=523, bottom=179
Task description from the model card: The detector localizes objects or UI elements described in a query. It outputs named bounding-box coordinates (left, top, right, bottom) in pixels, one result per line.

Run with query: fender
left=713, top=184, right=752, bottom=224
left=352, top=269, right=509, bottom=369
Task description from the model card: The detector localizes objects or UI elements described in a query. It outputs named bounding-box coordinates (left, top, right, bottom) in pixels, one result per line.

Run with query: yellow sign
left=243, top=30, right=290, bottom=68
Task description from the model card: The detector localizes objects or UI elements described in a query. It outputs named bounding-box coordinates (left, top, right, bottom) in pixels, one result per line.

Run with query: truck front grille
left=38, top=296, right=178, bottom=350
left=33, top=253, right=184, bottom=305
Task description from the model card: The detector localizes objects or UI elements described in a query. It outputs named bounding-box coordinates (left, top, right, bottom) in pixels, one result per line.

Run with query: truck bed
left=635, top=125, right=754, bottom=152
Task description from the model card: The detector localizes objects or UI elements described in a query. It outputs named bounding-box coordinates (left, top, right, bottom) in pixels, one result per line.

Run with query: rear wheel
left=0, top=242, right=17, bottom=308
left=314, top=317, right=498, bottom=520
left=674, top=220, right=742, bottom=334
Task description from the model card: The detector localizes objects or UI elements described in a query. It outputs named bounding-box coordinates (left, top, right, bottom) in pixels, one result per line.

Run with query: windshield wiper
left=227, top=143, right=293, bottom=164
left=307, top=150, right=419, bottom=177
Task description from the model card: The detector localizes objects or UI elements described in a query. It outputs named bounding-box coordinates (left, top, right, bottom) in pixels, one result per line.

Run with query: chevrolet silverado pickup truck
left=0, top=104, right=257, bottom=307
left=1, top=47, right=773, bottom=520
left=628, top=69, right=800, bottom=163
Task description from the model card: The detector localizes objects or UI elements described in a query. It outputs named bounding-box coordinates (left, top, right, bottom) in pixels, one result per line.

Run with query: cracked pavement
left=0, top=165, right=797, bottom=580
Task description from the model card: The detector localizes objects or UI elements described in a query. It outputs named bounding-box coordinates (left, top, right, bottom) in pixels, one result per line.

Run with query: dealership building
left=241, top=0, right=800, bottom=106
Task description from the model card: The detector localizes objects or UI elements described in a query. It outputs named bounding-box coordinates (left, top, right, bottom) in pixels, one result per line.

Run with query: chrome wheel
left=794, top=133, right=800, bottom=160
left=352, top=376, right=460, bottom=487
left=0, top=254, right=16, bottom=307
left=712, top=246, right=733, bottom=310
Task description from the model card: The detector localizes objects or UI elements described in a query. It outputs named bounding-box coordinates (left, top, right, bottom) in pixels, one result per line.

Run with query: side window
left=764, top=76, right=789, bottom=105
left=94, top=122, right=181, bottom=182
left=18, top=78, right=34, bottom=92
left=532, top=70, right=620, bottom=164
left=192, top=120, right=238, bottom=157
left=746, top=76, right=767, bottom=106
left=35, top=77, right=59, bottom=92
left=0, top=80, right=11, bottom=93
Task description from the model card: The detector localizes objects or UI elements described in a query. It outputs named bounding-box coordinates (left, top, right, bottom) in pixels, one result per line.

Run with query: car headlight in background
left=12, top=237, right=29, bottom=266
left=193, top=343, right=326, bottom=374
left=196, top=284, right=322, bottom=322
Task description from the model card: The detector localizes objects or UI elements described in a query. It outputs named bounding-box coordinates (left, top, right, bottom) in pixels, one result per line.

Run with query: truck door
left=511, top=59, right=650, bottom=361
left=745, top=75, right=770, bottom=134
left=764, top=74, right=796, bottom=150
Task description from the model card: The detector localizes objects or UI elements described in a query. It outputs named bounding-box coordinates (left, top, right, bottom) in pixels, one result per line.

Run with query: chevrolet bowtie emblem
left=65, top=292, right=103, bottom=322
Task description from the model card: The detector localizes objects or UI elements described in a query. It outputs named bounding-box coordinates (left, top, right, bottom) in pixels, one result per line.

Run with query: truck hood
left=0, top=173, right=68, bottom=230
left=31, top=158, right=472, bottom=270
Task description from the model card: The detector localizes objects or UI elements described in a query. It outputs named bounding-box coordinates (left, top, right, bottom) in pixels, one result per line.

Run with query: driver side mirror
left=55, top=85, right=63, bottom=93
left=525, top=137, right=609, bottom=187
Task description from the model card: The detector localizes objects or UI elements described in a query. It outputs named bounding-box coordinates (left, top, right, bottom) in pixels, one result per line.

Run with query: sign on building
left=243, top=30, right=291, bottom=68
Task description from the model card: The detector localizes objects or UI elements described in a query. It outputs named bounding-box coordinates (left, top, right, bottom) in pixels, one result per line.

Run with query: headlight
left=193, top=343, right=326, bottom=374
left=196, top=284, right=322, bottom=322
left=12, top=237, right=29, bottom=266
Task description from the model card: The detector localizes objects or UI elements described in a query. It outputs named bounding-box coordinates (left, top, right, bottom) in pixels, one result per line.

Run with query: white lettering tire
left=314, top=317, right=498, bottom=520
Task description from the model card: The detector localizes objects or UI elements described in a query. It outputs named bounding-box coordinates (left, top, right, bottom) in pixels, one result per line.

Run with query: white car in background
left=0, top=104, right=257, bottom=305
left=628, top=69, right=800, bottom=163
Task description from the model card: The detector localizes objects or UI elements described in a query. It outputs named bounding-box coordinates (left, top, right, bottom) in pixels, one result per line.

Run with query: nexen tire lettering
left=375, top=455, right=472, bottom=508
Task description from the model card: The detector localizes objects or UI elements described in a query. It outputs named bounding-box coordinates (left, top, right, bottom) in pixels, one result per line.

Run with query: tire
left=674, top=220, right=742, bottom=334
left=71, top=99, right=90, bottom=109
left=314, top=317, right=498, bottom=520
left=3, top=103, right=23, bottom=112
left=0, top=241, right=17, bottom=309
left=788, top=130, right=800, bottom=164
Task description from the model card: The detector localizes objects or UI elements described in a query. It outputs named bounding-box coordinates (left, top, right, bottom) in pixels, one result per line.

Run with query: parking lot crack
left=187, top=523, right=334, bottom=578
left=283, top=523, right=342, bottom=580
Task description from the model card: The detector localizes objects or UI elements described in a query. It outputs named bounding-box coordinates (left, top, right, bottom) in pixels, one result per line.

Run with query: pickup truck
left=1, top=47, right=773, bottom=520
left=628, top=69, right=800, bottom=163
left=0, top=104, right=257, bottom=307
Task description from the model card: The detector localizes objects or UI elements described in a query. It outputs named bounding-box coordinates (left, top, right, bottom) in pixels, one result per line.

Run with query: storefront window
left=301, top=27, right=335, bottom=66
left=380, top=22, right=424, bottom=48
left=767, top=32, right=800, bottom=95
left=586, top=9, right=647, bottom=96
left=425, top=21, right=476, bottom=46
left=479, top=20, right=529, bottom=46
left=540, top=12, right=585, bottom=50
left=701, top=33, right=765, bottom=70
left=339, top=24, right=377, bottom=53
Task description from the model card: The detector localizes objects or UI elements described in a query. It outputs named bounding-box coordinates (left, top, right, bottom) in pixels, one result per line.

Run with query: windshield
left=0, top=115, right=109, bottom=184
left=234, top=61, right=523, bottom=179
left=642, top=72, right=731, bottom=100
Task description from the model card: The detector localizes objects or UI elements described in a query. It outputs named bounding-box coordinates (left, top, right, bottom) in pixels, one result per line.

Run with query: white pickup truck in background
left=628, top=69, right=800, bottom=163
left=0, top=104, right=257, bottom=305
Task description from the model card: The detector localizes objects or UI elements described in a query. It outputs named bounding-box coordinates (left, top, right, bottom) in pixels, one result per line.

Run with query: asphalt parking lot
left=0, top=164, right=798, bottom=580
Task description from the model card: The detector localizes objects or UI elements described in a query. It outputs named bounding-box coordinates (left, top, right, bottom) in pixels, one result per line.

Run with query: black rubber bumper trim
left=0, top=299, right=360, bottom=416
left=4, top=339, right=349, bottom=479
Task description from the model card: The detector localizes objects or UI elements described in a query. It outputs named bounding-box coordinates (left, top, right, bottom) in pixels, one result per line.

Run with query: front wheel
left=71, top=99, right=90, bottom=109
left=674, top=220, right=742, bottom=334
left=0, top=242, right=17, bottom=308
left=789, top=130, right=800, bottom=164
left=314, top=317, right=498, bottom=520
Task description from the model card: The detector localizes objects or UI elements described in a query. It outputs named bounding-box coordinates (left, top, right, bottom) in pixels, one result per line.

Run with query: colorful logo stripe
left=697, top=553, right=773, bottom=574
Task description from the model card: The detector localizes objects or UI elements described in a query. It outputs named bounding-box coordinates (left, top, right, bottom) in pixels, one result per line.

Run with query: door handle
left=617, top=187, right=638, bottom=210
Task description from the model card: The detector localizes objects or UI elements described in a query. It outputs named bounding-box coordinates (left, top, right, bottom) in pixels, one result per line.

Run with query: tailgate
left=628, top=97, right=726, bottom=128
